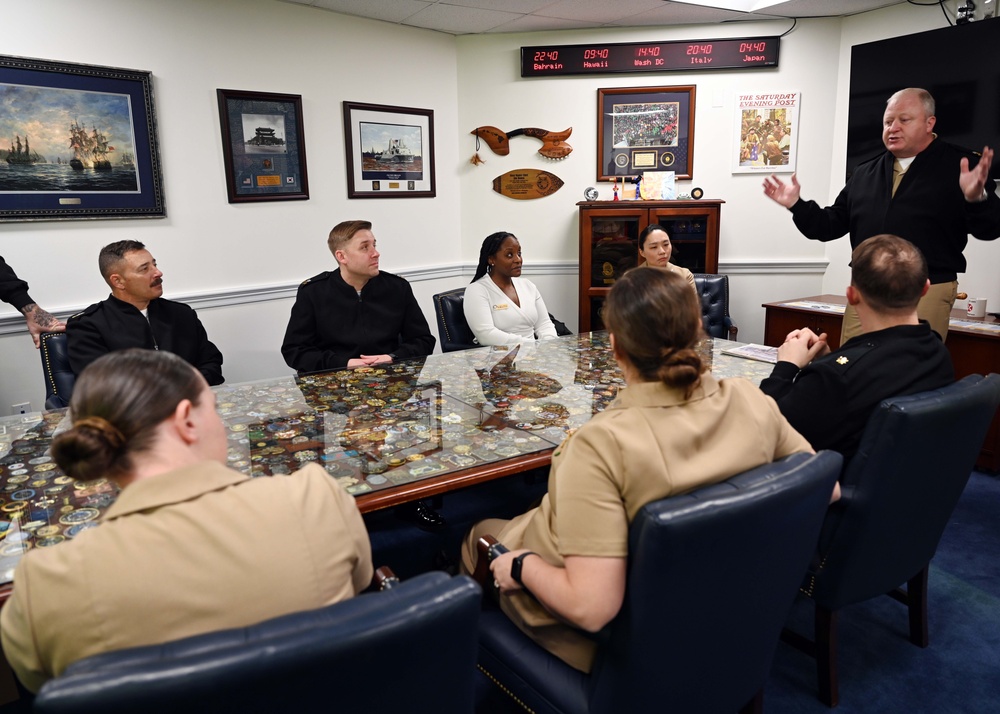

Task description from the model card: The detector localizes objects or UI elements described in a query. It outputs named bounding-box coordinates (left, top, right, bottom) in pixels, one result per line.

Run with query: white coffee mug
left=967, top=297, right=988, bottom=318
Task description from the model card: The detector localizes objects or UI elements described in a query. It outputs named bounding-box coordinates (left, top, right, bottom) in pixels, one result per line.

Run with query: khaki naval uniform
left=642, top=260, right=697, bottom=293
left=464, top=374, right=811, bottom=672
left=0, top=461, right=372, bottom=692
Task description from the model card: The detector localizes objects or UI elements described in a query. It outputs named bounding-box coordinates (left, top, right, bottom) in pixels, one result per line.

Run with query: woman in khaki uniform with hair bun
left=463, top=267, right=827, bottom=673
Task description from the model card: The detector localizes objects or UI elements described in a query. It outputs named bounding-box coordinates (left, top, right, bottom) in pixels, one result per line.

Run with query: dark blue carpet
left=763, top=470, right=1000, bottom=713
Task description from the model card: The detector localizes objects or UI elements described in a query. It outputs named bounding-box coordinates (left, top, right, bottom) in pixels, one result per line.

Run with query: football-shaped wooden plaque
left=492, top=169, right=564, bottom=200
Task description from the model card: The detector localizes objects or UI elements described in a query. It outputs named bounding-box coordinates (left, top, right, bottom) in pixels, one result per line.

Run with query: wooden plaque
left=492, top=169, right=563, bottom=200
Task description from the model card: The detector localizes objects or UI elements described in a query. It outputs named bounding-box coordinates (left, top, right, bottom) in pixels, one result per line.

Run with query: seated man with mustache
left=67, top=240, right=224, bottom=385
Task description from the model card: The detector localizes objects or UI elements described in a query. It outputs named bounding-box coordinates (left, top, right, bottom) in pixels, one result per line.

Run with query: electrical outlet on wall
left=11, top=402, right=31, bottom=415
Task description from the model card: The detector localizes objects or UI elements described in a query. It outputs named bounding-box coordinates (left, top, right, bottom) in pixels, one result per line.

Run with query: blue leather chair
left=784, top=373, right=1000, bottom=707
left=433, top=287, right=478, bottom=353
left=693, top=273, right=738, bottom=340
left=433, top=287, right=572, bottom=353
left=476, top=451, right=842, bottom=714
left=39, top=332, right=75, bottom=410
left=33, top=572, right=481, bottom=714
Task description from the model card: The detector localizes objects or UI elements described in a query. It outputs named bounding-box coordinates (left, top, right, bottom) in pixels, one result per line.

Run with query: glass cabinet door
left=649, top=206, right=718, bottom=275
left=578, top=201, right=722, bottom=332
left=589, top=215, right=640, bottom=288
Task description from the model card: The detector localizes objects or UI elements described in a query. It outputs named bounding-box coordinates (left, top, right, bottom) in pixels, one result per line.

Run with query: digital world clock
left=521, top=37, right=779, bottom=77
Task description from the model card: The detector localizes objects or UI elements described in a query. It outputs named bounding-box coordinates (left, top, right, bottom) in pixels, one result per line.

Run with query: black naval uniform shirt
left=759, top=322, right=954, bottom=466
left=0, top=256, right=33, bottom=311
left=281, top=269, right=435, bottom=373
left=67, top=295, right=225, bottom=385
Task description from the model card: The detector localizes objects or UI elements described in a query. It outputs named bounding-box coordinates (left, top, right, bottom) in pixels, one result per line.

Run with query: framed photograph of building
left=343, top=101, right=435, bottom=199
left=597, top=85, right=696, bottom=182
left=0, top=54, right=165, bottom=221
left=217, top=89, right=309, bottom=203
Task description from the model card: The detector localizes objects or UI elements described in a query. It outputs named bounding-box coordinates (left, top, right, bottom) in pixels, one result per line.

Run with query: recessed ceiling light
left=667, top=0, right=789, bottom=12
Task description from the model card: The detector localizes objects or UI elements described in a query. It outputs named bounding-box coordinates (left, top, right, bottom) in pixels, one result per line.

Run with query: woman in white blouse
left=464, top=232, right=558, bottom=346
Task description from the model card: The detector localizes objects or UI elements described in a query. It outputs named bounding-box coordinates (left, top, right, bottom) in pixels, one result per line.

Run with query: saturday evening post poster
left=733, top=91, right=800, bottom=174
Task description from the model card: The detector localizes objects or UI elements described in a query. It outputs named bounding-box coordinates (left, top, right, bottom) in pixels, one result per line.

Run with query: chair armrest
left=473, top=535, right=508, bottom=594
left=726, top=319, right=739, bottom=341
left=374, top=566, right=400, bottom=591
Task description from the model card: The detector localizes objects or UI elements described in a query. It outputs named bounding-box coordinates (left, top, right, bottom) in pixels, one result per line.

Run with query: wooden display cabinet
left=577, top=199, right=723, bottom=332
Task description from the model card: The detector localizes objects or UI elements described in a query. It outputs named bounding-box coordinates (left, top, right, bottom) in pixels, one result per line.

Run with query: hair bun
left=74, top=416, right=126, bottom=451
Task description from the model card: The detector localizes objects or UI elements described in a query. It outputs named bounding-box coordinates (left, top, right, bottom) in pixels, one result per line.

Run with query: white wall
left=0, top=0, right=462, bottom=409
left=456, top=18, right=846, bottom=341
left=455, top=4, right=1000, bottom=341
left=2, top=0, right=995, bottom=412
left=829, top=4, right=1000, bottom=305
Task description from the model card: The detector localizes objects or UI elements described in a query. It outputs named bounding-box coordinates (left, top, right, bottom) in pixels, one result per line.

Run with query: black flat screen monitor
left=847, top=20, right=1000, bottom=182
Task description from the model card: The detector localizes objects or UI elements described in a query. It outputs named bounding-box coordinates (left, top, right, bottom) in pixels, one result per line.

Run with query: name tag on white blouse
left=492, top=303, right=509, bottom=311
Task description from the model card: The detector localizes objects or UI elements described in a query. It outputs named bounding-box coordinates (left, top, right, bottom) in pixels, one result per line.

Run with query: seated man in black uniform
left=281, top=220, right=435, bottom=372
left=67, top=240, right=224, bottom=385
left=760, top=234, right=954, bottom=466
left=282, top=220, right=441, bottom=530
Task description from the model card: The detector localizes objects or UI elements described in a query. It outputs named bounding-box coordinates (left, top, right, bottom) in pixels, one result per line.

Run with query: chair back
left=39, top=332, right=75, bottom=410
left=587, top=451, right=841, bottom=713
left=34, top=572, right=481, bottom=714
left=433, top=287, right=478, bottom=352
left=693, top=273, right=737, bottom=339
left=805, top=373, right=1000, bottom=610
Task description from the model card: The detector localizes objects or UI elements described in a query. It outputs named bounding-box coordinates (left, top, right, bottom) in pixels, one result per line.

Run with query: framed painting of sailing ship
left=0, top=54, right=164, bottom=221
left=597, top=85, right=696, bottom=182
left=217, top=89, right=309, bottom=204
left=342, top=101, right=435, bottom=199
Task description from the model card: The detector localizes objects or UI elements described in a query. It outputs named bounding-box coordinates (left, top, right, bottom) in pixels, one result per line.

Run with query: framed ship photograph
left=0, top=54, right=165, bottom=222
left=343, top=101, right=435, bottom=199
left=217, top=89, right=309, bottom=203
left=597, top=85, right=696, bottom=182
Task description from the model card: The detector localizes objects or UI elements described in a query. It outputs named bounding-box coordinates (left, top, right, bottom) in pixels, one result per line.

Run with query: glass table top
left=0, top=332, right=776, bottom=584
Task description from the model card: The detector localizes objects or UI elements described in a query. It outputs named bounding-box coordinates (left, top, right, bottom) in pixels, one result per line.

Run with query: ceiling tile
left=486, top=14, right=602, bottom=33
left=276, top=0, right=909, bottom=34
left=403, top=4, right=525, bottom=33
left=533, top=0, right=667, bottom=24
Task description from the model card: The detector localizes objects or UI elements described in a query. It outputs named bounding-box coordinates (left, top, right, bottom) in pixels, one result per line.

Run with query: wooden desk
left=763, top=295, right=1000, bottom=472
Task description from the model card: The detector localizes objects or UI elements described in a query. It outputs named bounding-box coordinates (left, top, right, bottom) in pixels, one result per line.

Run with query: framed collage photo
left=343, top=101, right=435, bottom=199
left=597, top=85, right=696, bottom=182
left=217, top=89, right=309, bottom=203
left=0, top=54, right=165, bottom=221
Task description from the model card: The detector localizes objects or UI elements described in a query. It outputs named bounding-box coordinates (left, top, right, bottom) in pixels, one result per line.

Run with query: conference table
left=0, top=331, right=784, bottom=704
left=0, top=332, right=778, bottom=593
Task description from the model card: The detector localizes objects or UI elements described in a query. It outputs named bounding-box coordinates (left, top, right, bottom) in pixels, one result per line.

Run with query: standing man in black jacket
left=281, top=220, right=435, bottom=373
left=0, top=256, right=65, bottom=347
left=67, top=241, right=224, bottom=385
left=762, top=87, right=1000, bottom=342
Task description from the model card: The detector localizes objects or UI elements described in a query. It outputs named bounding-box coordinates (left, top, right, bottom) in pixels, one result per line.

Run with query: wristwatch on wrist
left=511, top=551, right=538, bottom=587
left=387, top=353, right=397, bottom=361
